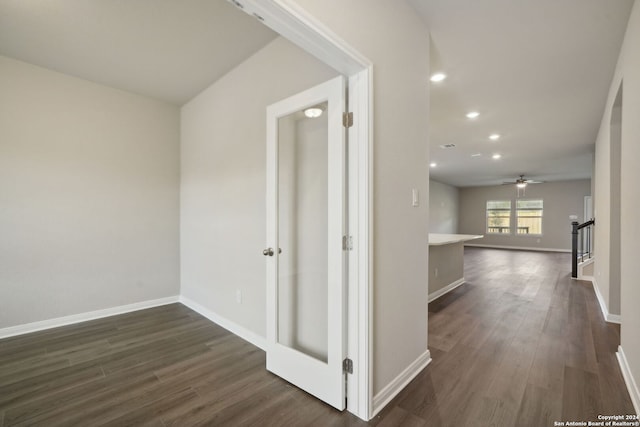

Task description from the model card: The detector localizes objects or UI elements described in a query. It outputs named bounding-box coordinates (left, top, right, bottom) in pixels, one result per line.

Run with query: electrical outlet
left=236, top=289, right=242, bottom=304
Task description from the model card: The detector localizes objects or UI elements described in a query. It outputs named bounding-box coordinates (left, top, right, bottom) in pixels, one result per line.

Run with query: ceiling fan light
left=517, top=182, right=527, bottom=188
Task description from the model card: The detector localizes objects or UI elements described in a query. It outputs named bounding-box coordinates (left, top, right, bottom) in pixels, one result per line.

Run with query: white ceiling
left=409, top=0, right=635, bottom=187
left=0, top=0, right=277, bottom=105
left=0, top=0, right=634, bottom=187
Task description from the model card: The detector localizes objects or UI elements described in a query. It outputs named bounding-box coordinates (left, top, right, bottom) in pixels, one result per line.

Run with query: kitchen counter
left=428, top=233, right=483, bottom=302
left=429, top=233, right=483, bottom=246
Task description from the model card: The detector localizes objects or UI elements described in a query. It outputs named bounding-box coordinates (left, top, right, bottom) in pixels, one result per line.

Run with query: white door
left=265, top=76, right=347, bottom=410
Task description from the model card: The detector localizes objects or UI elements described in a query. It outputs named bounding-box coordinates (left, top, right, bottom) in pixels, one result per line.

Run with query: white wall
left=0, top=55, right=180, bottom=328
left=594, top=92, right=613, bottom=315
left=429, top=179, right=459, bottom=234
left=620, top=2, right=640, bottom=409
left=282, top=0, right=431, bottom=397
left=609, top=100, right=622, bottom=316
left=458, top=180, right=591, bottom=251
left=594, top=0, right=640, bottom=411
left=180, top=37, right=338, bottom=338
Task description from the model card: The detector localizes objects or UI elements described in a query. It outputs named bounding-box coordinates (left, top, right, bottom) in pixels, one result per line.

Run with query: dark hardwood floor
left=0, top=248, right=634, bottom=426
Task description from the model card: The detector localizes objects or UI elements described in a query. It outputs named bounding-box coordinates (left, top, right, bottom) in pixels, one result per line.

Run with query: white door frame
left=227, top=0, right=373, bottom=420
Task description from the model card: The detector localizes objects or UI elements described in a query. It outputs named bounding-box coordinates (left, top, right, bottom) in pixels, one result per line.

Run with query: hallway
left=377, top=247, right=635, bottom=426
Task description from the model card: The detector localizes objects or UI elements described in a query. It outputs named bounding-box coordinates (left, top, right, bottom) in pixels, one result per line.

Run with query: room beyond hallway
left=377, top=247, right=634, bottom=426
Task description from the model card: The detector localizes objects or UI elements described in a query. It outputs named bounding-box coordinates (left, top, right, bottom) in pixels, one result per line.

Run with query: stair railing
left=571, top=218, right=595, bottom=278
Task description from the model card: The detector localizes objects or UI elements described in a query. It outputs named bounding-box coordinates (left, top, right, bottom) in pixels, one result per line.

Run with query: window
left=486, top=200, right=511, bottom=234
left=516, top=199, right=543, bottom=235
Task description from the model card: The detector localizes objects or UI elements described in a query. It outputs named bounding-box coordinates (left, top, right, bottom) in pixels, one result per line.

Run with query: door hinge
left=342, top=112, right=353, bottom=128
left=342, top=235, right=353, bottom=251
left=343, top=358, right=353, bottom=374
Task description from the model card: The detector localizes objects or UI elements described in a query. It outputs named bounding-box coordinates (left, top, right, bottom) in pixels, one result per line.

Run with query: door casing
left=228, top=0, right=373, bottom=420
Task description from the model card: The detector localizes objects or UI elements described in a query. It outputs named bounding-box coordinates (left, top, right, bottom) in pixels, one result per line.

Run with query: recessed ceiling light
left=430, top=73, right=447, bottom=82
left=489, top=134, right=501, bottom=140
left=471, top=153, right=482, bottom=157
left=304, top=107, right=323, bottom=118
left=466, top=111, right=480, bottom=119
left=492, top=153, right=501, bottom=159
left=439, top=143, right=456, bottom=149
left=429, top=162, right=437, bottom=168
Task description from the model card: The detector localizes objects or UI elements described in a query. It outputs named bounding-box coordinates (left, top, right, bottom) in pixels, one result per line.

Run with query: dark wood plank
left=376, top=406, right=426, bottom=427
left=561, top=365, right=602, bottom=421
left=514, top=383, right=561, bottom=427
left=0, top=249, right=635, bottom=426
left=161, top=367, right=277, bottom=426
left=92, top=387, right=198, bottom=427
left=0, top=362, right=105, bottom=411
left=4, top=372, right=160, bottom=426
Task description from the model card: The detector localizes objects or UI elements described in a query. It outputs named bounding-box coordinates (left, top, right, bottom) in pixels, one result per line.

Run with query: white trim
left=371, top=350, right=432, bottom=417
left=347, top=67, right=373, bottom=420
left=617, top=346, right=640, bottom=416
left=227, top=0, right=373, bottom=420
left=465, top=243, right=571, bottom=253
left=591, top=276, right=608, bottom=319
left=0, top=296, right=179, bottom=339
left=233, top=0, right=370, bottom=74
left=607, top=313, right=622, bottom=323
left=428, top=278, right=466, bottom=303
left=577, top=258, right=595, bottom=281
left=179, top=296, right=266, bottom=350
left=589, top=278, right=622, bottom=324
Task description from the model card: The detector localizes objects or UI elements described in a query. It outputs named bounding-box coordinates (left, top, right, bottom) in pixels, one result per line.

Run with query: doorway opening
left=227, top=0, right=373, bottom=420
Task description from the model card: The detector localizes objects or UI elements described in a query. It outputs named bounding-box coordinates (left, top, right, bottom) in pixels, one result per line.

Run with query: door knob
left=263, top=248, right=274, bottom=256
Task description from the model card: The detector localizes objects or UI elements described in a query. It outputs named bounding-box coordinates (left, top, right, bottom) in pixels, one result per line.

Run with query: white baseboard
left=617, top=346, right=640, bottom=416
left=371, top=350, right=431, bottom=417
left=0, top=296, right=180, bottom=339
left=428, top=278, right=465, bottom=303
left=179, top=296, right=266, bottom=350
left=577, top=258, right=594, bottom=281
left=0, top=293, right=266, bottom=351
left=590, top=278, right=622, bottom=324
left=607, top=313, right=622, bottom=323
left=465, top=244, right=570, bottom=253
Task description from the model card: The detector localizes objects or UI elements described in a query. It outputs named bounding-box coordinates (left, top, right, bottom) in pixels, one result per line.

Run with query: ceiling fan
left=503, top=174, right=544, bottom=188
left=503, top=175, right=544, bottom=196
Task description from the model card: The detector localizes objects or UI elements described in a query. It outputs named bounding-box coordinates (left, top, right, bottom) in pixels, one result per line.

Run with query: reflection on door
left=278, top=102, right=329, bottom=363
